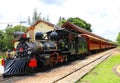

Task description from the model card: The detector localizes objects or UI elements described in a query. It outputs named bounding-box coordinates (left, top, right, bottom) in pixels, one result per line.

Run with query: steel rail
left=53, top=49, right=115, bottom=83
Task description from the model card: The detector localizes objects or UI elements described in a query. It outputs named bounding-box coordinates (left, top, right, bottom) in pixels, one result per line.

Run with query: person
left=59, top=39, right=65, bottom=50
left=7, top=49, right=11, bottom=58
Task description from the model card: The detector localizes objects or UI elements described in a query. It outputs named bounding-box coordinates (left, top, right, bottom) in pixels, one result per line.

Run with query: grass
left=0, top=55, right=6, bottom=65
left=0, top=59, right=1, bottom=65
left=77, top=50, right=120, bottom=83
left=0, top=55, right=6, bottom=59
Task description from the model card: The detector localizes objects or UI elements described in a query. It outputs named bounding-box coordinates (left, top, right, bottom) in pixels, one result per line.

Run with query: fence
left=0, top=52, right=6, bottom=58
left=0, top=52, right=6, bottom=56
left=0, top=51, right=15, bottom=58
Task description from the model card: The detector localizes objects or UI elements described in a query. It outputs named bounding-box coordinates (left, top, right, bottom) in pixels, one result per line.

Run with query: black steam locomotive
left=2, top=29, right=88, bottom=77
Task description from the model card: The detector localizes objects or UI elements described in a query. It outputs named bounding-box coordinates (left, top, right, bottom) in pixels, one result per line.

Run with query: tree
left=4, top=27, right=14, bottom=51
left=13, top=25, right=27, bottom=32
left=116, top=32, right=120, bottom=46
left=57, top=17, right=67, bottom=26
left=57, top=17, right=92, bottom=32
left=0, top=25, right=27, bottom=52
left=28, top=9, right=50, bottom=25
left=0, top=30, right=6, bottom=51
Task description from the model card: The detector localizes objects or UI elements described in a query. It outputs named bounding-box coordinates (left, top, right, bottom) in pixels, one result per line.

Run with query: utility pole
left=20, top=21, right=26, bottom=32
left=0, top=21, right=26, bottom=31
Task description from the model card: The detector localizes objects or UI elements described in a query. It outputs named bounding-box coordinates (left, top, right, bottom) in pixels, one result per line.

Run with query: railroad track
left=0, top=49, right=116, bottom=83
left=53, top=49, right=115, bottom=83
left=0, top=75, right=11, bottom=82
left=0, top=70, right=14, bottom=82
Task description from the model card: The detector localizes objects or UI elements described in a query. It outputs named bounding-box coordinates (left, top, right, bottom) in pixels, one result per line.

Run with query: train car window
left=78, top=37, right=87, bottom=49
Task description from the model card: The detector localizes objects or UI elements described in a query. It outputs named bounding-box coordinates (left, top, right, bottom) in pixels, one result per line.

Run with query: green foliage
left=116, top=32, right=120, bottom=46
left=57, top=17, right=67, bottom=26
left=57, top=17, right=66, bottom=26
left=4, top=27, right=14, bottom=51
left=0, top=55, right=6, bottom=59
left=0, top=25, right=27, bottom=52
left=79, top=52, right=120, bottom=83
left=57, top=17, right=92, bottom=32
left=0, top=56, right=6, bottom=65
left=14, top=25, right=27, bottom=32
left=0, top=30, right=6, bottom=51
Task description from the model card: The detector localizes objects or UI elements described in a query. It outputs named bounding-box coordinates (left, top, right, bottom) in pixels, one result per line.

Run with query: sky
left=0, top=0, right=120, bottom=42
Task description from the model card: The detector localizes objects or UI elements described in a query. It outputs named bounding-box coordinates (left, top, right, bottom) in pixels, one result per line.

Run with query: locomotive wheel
left=29, top=67, right=36, bottom=73
left=81, top=54, right=85, bottom=59
left=49, top=62, right=54, bottom=67
left=88, top=51, right=91, bottom=55
left=54, top=60, right=58, bottom=65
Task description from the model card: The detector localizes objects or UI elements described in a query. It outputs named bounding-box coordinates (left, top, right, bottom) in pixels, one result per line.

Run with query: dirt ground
left=112, top=48, right=120, bottom=55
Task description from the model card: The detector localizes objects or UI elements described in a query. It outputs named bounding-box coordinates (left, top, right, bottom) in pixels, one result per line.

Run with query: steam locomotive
left=1, top=28, right=115, bottom=77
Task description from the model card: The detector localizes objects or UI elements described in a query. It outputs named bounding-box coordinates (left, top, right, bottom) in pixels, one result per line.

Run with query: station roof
left=81, top=34, right=107, bottom=42
left=26, top=19, right=54, bottom=32
left=62, top=21, right=109, bottom=42
left=46, top=28, right=78, bottom=36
